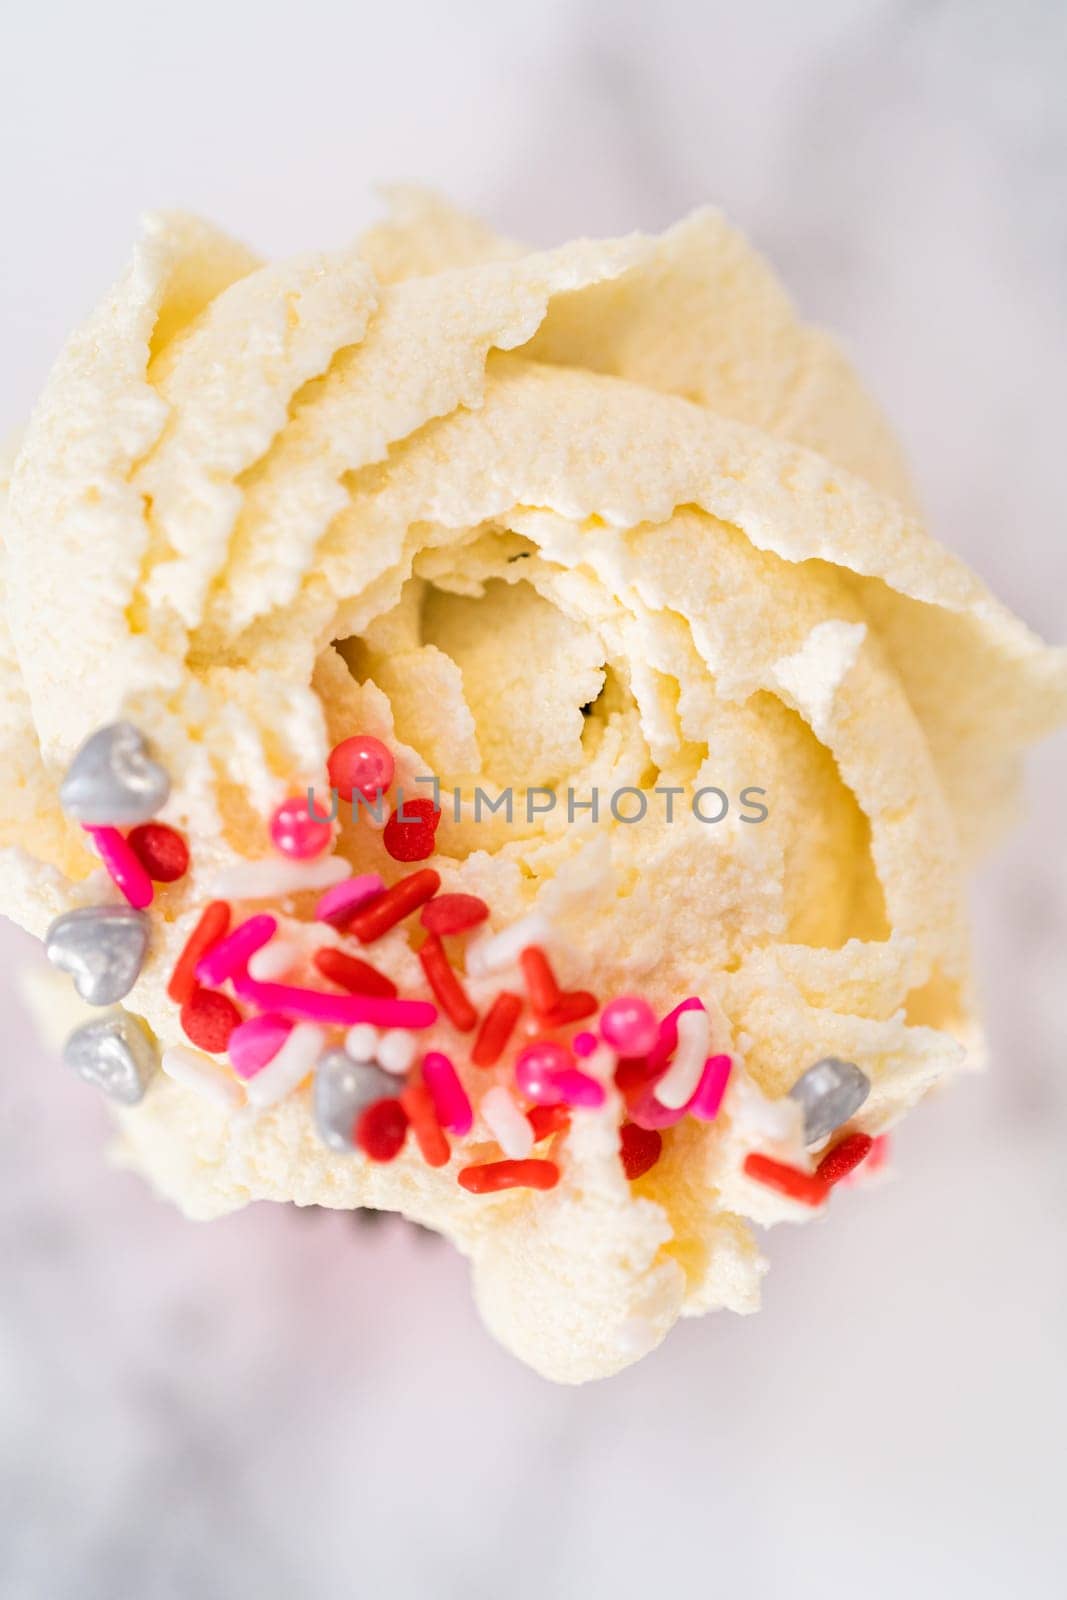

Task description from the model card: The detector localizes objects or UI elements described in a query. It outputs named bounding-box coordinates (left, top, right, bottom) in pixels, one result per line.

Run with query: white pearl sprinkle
left=345, top=1023, right=381, bottom=1062
left=376, top=1028, right=418, bottom=1076
left=162, top=1045, right=245, bottom=1110
left=480, top=1085, right=534, bottom=1159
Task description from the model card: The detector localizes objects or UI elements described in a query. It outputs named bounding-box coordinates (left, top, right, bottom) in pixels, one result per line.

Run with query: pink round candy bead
left=327, top=734, right=395, bottom=804
left=600, top=996, right=659, bottom=1056
left=514, top=1040, right=573, bottom=1105
left=269, top=795, right=333, bottom=860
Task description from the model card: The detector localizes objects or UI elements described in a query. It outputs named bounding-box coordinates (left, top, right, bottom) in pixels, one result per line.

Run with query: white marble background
left=1, top=2, right=1065, bottom=1595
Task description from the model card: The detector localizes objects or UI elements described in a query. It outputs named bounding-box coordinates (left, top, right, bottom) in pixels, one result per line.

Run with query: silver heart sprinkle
left=788, top=1057, right=871, bottom=1145
left=314, top=1051, right=395, bottom=1152
left=45, top=906, right=149, bottom=1006
left=59, top=721, right=171, bottom=826
left=62, top=1011, right=159, bottom=1106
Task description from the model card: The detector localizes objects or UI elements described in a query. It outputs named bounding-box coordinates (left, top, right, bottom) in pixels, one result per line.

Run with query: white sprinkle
left=376, top=1028, right=418, bottom=1075
left=247, top=938, right=303, bottom=982
left=162, top=1045, right=245, bottom=1110
left=468, top=911, right=553, bottom=977
left=245, top=1022, right=324, bottom=1108
left=210, top=856, right=351, bottom=901
left=345, top=1023, right=381, bottom=1062
left=655, top=1007, right=711, bottom=1109
left=480, top=1085, right=534, bottom=1159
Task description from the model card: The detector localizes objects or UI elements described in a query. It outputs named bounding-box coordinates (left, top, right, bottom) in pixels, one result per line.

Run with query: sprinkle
left=541, top=991, right=598, bottom=1027
left=514, top=1040, right=573, bottom=1104
left=126, top=822, right=189, bottom=883
left=572, top=1030, right=598, bottom=1058
left=816, top=1131, right=874, bottom=1186
left=688, top=1054, right=733, bottom=1121
left=600, top=996, right=659, bottom=1056
left=480, top=1085, right=534, bottom=1159
left=376, top=1028, right=418, bottom=1076
left=312, top=947, right=397, bottom=998
left=788, top=1057, right=871, bottom=1145
left=162, top=1045, right=244, bottom=1110
left=418, top=934, right=478, bottom=1032
left=421, top=1050, right=473, bottom=1135
left=520, top=945, right=560, bottom=1014
left=314, top=1051, right=395, bottom=1151
left=232, top=973, right=436, bottom=1030
left=457, top=1159, right=560, bottom=1194
left=471, top=991, right=523, bottom=1067
left=626, top=1090, right=687, bottom=1131
left=400, top=1084, right=450, bottom=1167
left=652, top=1003, right=709, bottom=1108
left=195, top=914, right=276, bottom=986
left=210, top=855, right=351, bottom=901
left=383, top=798, right=440, bottom=862
left=59, top=721, right=170, bottom=827
left=269, top=794, right=333, bottom=860
left=85, top=825, right=154, bottom=910
left=180, top=988, right=243, bottom=1054
left=327, top=734, right=394, bottom=804
left=743, top=1153, right=828, bottom=1207
left=344, top=1023, right=381, bottom=1061
left=419, top=894, right=490, bottom=936
left=168, top=902, right=231, bottom=1004
left=550, top=1068, right=606, bottom=1109
left=245, top=1021, right=324, bottom=1107
left=45, top=905, right=148, bottom=1007
left=246, top=939, right=302, bottom=982
left=527, top=1104, right=570, bottom=1141
left=467, top=910, right=553, bottom=977
left=355, top=1097, right=409, bottom=1161
left=316, top=873, right=386, bottom=927
left=619, top=1122, right=662, bottom=1180
left=229, top=1013, right=292, bottom=1078
left=345, top=868, right=440, bottom=943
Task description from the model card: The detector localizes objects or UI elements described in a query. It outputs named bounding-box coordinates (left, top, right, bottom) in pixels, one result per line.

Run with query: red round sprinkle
left=127, top=823, right=189, bottom=884
left=400, top=1084, right=450, bottom=1168
left=168, top=901, right=231, bottom=1004
left=528, top=1104, right=571, bottom=1142
left=816, top=1131, right=874, bottom=1186
left=743, top=1152, right=828, bottom=1207
left=383, top=799, right=440, bottom=862
left=420, top=894, right=490, bottom=936
left=457, top=1159, right=560, bottom=1194
left=180, top=987, right=243, bottom=1053
left=312, top=948, right=398, bottom=998
left=355, top=1097, right=409, bottom=1162
left=619, top=1122, right=663, bottom=1180
left=327, top=734, right=395, bottom=804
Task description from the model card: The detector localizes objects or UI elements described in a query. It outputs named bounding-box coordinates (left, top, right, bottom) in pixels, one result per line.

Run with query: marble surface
left=1, top=2, right=1065, bottom=1595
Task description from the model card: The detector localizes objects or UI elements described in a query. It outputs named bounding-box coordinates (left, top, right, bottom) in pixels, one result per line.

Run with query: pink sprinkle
left=572, top=1031, right=598, bottom=1058
left=550, top=1068, right=606, bottom=1109
left=688, top=1054, right=732, bottom=1121
left=315, top=873, right=386, bottom=927
left=269, top=794, right=333, bottom=860
left=600, top=995, right=658, bottom=1056
left=229, top=1013, right=293, bottom=1078
left=627, top=1092, right=688, bottom=1131
left=645, top=996, right=706, bottom=1072
left=85, top=826, right=153, bottom=909
left=514, top=1040, right=573, bottom=1105
left=422, top=1050, right=472, bottom=1136
left=196, top=914, right=277, bottom=986
left=232, top=972, right=436, bottom=1030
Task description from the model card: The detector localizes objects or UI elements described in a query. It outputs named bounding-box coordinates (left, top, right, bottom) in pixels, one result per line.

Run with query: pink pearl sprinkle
left=688, top=1054, right=732, bottom=1122
left=229, top=1013, right=293, bottom=1079
left=269, top=795, right=333, bottom=860
left=85, top=826, right=153, bottom=910
left=232, top=972, right=436, bottom=1030
left=196, top=914, right=277, bottom=987
left=315, top=872, right=385, bottom=927
left=514, top=1040, right=573, bottom=1105
left=600, top=996, right=658, bottom=1056
left=572, top=1031, right=598, bottom=1058
left=422, top=1050, right=472, bottom=1136
left=550, top=1068, right=606, bottom=1109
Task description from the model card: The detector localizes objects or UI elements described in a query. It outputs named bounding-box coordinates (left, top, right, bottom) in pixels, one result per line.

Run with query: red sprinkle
left=457, top=1159, right=560, bottom=1194
left=167, top=901, right=231, bottom=1004
left=614, top=1056, right=659, bottom=1109
left=619, top=1122, right=663, bottom=1180
left=312, top=948, right=397, bottom=998
left=816, top=1131, right=874, bottom=1186
left=420, top=893, right=490, bottom=936
left=541, top=991, right=598, bottom=1028
left=180, top=987, right=243, bottom=1053
left=520, top=945, right=560, bottom=1015
left=346, top=869, right=440, bottom=943
left=743, top=1153, right=828, bottom=1207
left=400, top=1084, right=450, bottom=1168
left=126, top=823, right=189, bottom=883
left=419, top=934, right=478, bottom=1032
left=383, top=798, right=440, bottom=862
left=471, top=991, right=523, bottom=1067
left=528, top=1104, right=571, bottom=1142
left=355, top=1097, right=409, bottom=1162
